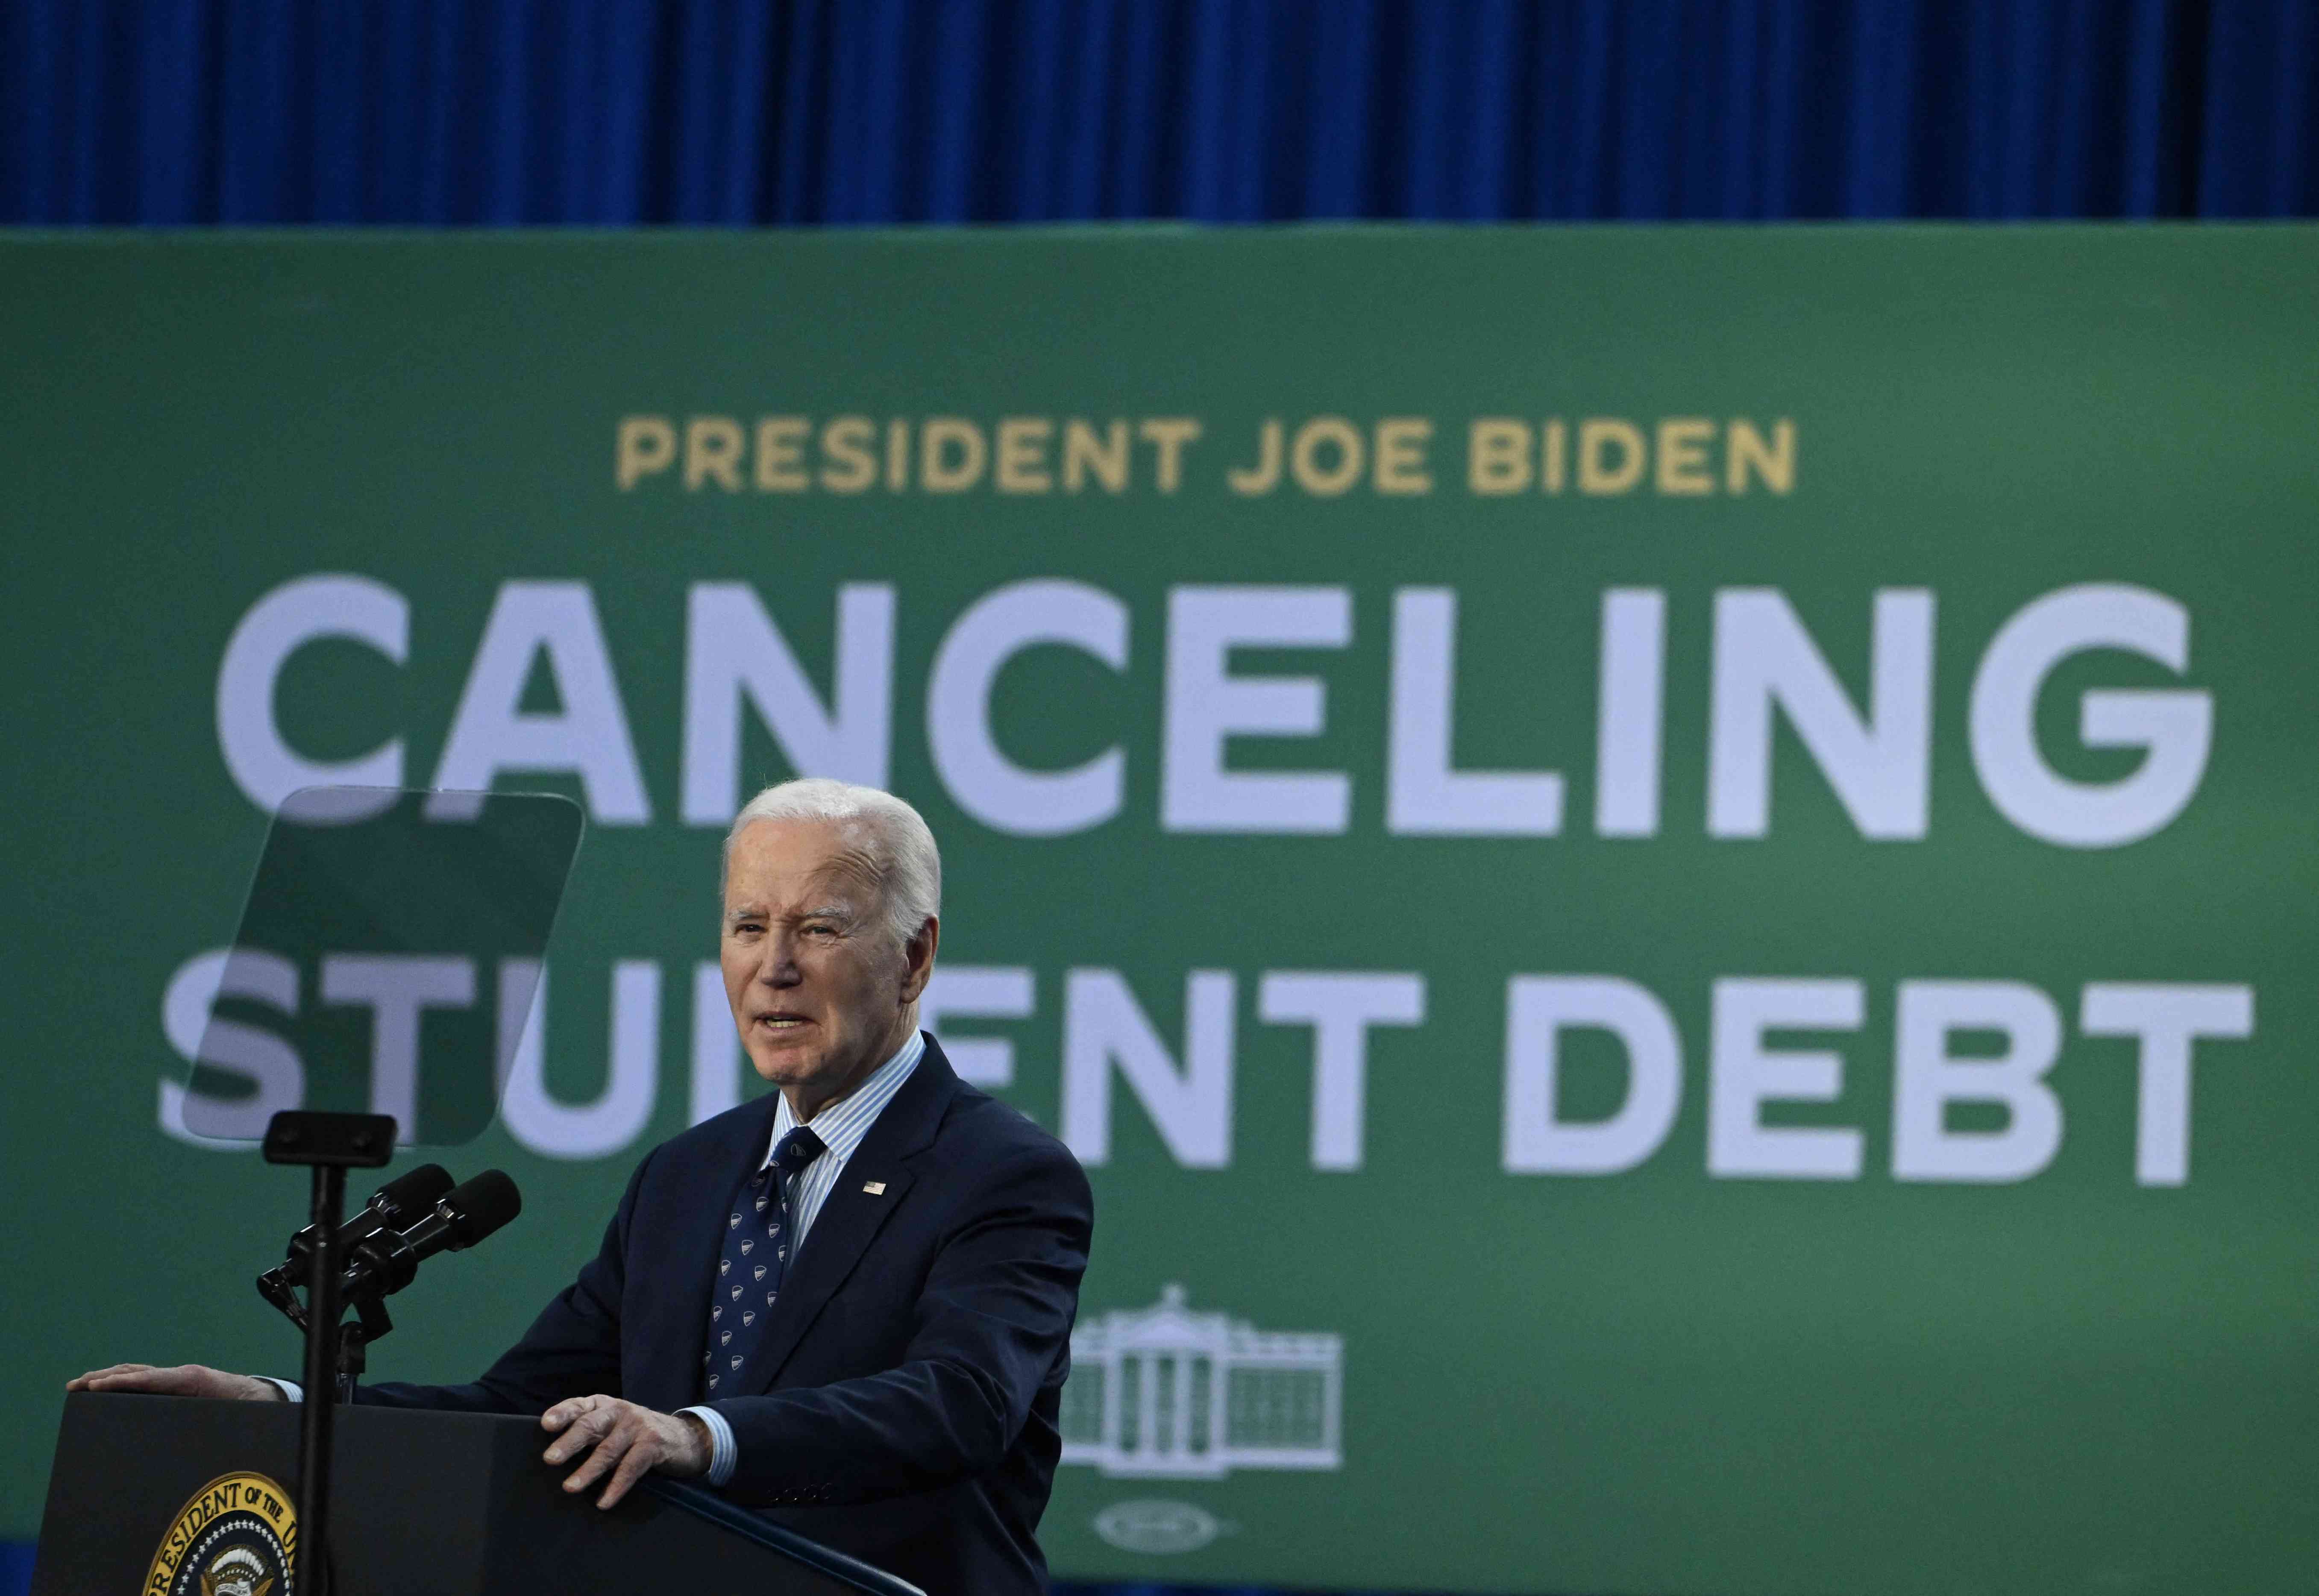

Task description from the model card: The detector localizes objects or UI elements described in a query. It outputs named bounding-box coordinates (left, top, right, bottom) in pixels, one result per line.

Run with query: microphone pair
left=262, top=1163, right=523, bottom=1317
left=337, top=1165, right=523, bottom=1302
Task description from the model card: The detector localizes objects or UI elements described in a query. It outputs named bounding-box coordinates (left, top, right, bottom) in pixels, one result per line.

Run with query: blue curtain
left=3, top=0, right=2314, bottom=225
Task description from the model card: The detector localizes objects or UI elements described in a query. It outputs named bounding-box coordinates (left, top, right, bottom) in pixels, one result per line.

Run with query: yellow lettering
left=885, top=419, right=911, bottom=491
left=1578, top=418, right=1644, bottom=495
left=922, top=417, right=986, bottom=493
left=1227, top=418, right=1283, bottom=496
left=1139, top=417, right=1202, bottom=493
left=1373, top=417, right=1432, bottom=495
left=1727, top=417, right=1796, bottom=493
left=1289, top=416, right=1363, bottom=496
left=820, top=416, right=875, bottom=493
left=754, top=416, right=810, bottom=492
left=995, top=416, right=1053, bottom=493
left=1468, top=418, right=1529, bottom=494
left=1655, top=417, right=1715, bottom=495
left=1063, top=418, right=1128, bottom=493
left=615, top=415, right=675, bottom=489
left=1541, top=419, right=1566, bottom=493
left=684, top=416, right=744, bottom=492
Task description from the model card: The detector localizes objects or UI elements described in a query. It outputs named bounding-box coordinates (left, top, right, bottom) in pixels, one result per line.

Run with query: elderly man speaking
left=72, top=779, right=1096, bottom=1595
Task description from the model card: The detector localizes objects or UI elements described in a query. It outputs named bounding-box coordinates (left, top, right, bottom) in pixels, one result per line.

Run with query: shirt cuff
left=675, top=1405, right=736, bottom=1486
left=258, top=1378, right=302, bottom=1403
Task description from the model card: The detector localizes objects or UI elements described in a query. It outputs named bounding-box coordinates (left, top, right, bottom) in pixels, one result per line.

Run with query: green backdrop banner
left=3, top=229, right=2315, bottom=1596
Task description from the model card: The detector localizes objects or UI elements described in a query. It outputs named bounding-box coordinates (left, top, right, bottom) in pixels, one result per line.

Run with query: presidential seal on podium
left=143, top=1471, right=297, bottom=1596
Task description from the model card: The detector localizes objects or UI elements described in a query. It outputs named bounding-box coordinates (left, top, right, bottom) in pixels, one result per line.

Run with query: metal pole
left=294, top=1163, right=346, bottom=1596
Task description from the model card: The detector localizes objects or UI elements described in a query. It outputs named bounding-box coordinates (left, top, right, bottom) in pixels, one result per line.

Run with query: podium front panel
left=35, top=1393, right=889, bottom=1595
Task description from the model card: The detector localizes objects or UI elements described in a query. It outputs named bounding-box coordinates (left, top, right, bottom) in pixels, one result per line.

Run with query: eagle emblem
left=144, top=1478, right=294, bottom=1596
left=199, top=1548, right=275, bottom=1596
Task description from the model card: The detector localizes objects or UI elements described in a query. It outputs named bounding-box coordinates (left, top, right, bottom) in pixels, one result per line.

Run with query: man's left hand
left=540, top=1394, right=710, bottom=1508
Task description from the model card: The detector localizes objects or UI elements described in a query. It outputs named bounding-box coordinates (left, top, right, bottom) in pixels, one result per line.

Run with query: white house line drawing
left=1060, top=1284, right=1343, bottom=1478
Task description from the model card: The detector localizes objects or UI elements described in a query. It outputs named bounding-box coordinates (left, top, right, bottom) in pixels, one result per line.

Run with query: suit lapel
left=739, top=1039, right=960, bottom=1394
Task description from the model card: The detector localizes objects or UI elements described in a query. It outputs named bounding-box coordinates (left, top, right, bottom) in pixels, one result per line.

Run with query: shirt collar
left=764, top=1028, right=926, bottom=1169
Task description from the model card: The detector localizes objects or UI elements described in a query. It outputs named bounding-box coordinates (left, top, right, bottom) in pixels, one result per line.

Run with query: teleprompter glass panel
left=184, top=787, right=584, bottom=1146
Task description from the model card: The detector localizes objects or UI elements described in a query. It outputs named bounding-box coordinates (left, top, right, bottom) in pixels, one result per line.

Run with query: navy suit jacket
left=358, top=1036, right=1095, bottom=1595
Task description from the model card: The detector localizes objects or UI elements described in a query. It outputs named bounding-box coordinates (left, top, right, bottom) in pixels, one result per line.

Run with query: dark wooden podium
left=33, top=1392, right=925, bottom=1595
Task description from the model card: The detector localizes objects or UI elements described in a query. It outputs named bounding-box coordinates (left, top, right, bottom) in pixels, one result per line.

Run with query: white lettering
left=1062, top=968, right=1235, bottom=1166
left=498, top=959, right=660, bottom=1160
left=1970, top=584, right=2212, bottom=848
left=1594, top=588, right=1665, bottom=837
left=1707, top=977, right=1864, bottom=1179
left=160, top=948, right=302, bottom=1147
left=681, top=583, right=894, bottom=824
left=1503, top=975, right=1682, bottom=1174
left=320, top=953, right=476, bottom=1139
left=2081, top=982, right=2254, bottom=1185
left=689, top=960, right=745, bottom=1125
left=1386, top=589, right=1562, bottom=835
left=1162, top=587, right=1351, bottom=833
left=1891, top=979, right=2063, bottom=1182
left=1708, top=589, right=1934, bottom=839
left=433, top=582, right=652, bottom=823
left=928, top=580, right=1126, bottom=836
left=216, top=574, right=407, bottom=817
left=1258, top=971, right=1426, bottom=1171
left=922, top=966, right=1038, bottom=1089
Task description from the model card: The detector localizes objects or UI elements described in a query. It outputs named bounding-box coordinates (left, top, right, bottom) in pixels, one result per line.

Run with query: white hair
left=722, top=778, right=941, bottom=951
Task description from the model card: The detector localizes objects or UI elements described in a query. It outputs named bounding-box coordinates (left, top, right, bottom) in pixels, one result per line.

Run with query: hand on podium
left=540, top=1393, right=712, bottom=1508
left=67, top=1363, right=283, bottom=1401
left=66, top=1368, right=706, bottom=1509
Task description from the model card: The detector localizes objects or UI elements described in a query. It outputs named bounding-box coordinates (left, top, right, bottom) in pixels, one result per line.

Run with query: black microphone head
left=441, top=1170, right=523, bottom=1249
left=292, top=1162, right=461, bottom=1266
left=367, top=1163, right=455, bottom=1224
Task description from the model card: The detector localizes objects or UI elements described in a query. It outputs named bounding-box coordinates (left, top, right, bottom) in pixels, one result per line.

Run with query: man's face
left=720, top=818, right=934, bottom=1115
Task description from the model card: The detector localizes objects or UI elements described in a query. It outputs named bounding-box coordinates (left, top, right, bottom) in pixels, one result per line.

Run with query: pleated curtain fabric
left=2, top=0, right=2314, bottom=226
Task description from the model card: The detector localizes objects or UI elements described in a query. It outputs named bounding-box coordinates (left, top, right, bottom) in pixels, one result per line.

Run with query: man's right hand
left=67, top=1364, right=282, bottom=1401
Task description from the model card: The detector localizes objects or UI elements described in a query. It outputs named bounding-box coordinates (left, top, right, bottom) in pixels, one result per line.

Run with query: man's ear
left=899, top=915, right=940, bottom=1005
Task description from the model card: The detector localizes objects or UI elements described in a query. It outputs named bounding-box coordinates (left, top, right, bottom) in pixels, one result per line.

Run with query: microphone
left=259, top=1164, right=458, bottom=1320
left=338, top=1170, right=523, bottom=1303
left=282, top=1163, right=455, bottom=1269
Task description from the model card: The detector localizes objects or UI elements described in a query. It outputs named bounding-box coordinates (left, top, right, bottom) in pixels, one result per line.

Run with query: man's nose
left=754, top=931, right=803, bottom=985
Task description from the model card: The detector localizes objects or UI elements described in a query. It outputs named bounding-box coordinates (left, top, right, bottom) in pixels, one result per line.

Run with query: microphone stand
left=262, top=1111, right=396, bottom=1596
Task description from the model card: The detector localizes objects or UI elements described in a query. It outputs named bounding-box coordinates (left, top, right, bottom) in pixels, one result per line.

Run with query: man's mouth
left=755, top=1014, right=813, bottom=1030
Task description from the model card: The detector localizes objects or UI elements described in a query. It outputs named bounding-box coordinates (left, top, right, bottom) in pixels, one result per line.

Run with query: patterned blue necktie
left=703, top=1124, right=825, bottom=1396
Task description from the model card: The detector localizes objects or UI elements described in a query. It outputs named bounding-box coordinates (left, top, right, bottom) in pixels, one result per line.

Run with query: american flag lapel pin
left=862, top=1180, right=887, bottom=1195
